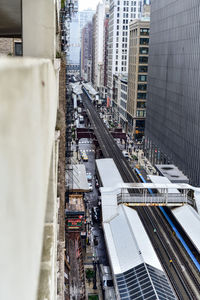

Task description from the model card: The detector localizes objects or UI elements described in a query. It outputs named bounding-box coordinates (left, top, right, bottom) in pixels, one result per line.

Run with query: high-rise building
left=93, top=3, right=105, bottom=90
left=81, top=22, right=93, bottom=81
left=145, top=0, right=200, bottom=185
left=103, top=13, right=109, bottom=94
left=107, top=0, right=143, bottom=105
left=79, top=9, right=95, bottom=34
left=127, top=19, right=150, bottom=140
left=67, top=0, right=80, bottom=74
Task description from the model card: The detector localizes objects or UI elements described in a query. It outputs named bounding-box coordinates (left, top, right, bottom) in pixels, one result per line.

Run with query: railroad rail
left=81, top=88, right=200, bottom=299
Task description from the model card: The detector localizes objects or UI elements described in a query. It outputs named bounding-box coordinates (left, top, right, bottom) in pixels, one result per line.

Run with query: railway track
left=81, top=90, right=200, bottom=299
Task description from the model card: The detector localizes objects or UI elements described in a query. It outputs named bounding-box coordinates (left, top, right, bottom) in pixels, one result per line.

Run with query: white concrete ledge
left=0, top=57, right=58, bottom=300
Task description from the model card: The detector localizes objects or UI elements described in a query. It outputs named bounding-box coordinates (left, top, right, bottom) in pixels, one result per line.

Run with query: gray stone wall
left=0, top=38, right=13, bottom=55
left=145, top=0, right=200, bottom=185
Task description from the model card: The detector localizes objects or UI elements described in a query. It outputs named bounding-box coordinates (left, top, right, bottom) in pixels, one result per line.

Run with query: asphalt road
left=78, top=137, right=109, bottom=266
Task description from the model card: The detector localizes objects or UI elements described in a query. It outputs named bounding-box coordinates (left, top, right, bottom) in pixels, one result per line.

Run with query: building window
left=137, top=102, right=146, bottom=108
left=137, top=93, right=147, bottom=99
left=138, top=84, right=147, bottom=91
left=140, top=28, right=149, bottom=36
left=139, top=56, right=148, bottom=64
left=138, top=75, right=147, bottom=82
left=140, top=38, right=149, bottom=45
left=139, top=66, right=148, bottom=72
left=136, top=110, right=146, bottom=117
left=14, top=42, right=22, bottom=56
left=139, top=47, right=149, bottom=54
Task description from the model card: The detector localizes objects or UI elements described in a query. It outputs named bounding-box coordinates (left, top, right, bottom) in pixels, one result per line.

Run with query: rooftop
left=96, top=158, right=124, bottom=188
left=103, top=205, right=176, bottom=300
left=172, top=205, right=200, bottom=252
left=155, top=164, right=189, bottom=184
left=66, top=164, right=89, bottom=192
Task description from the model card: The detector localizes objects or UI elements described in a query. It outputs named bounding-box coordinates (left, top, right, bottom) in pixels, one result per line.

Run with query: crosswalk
left=80, top=149, right=95, bottom=153
left=79, top=141, right=93, bottom=144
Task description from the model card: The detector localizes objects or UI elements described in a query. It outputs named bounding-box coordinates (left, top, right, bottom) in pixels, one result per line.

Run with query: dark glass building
left=145, top=0, right=200, bottom=186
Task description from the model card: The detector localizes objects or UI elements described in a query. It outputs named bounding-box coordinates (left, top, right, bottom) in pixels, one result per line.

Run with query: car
left=86, top=172, right=92, bottom=181
left=92, top=206, right=100, bottom=222
left=88, top=182, right=93, bottom=191
left=122, top=150, right=130, bottom=159
left=95, top=179, right=99, bottom=188
left=82, top=155, right=88, bottom=161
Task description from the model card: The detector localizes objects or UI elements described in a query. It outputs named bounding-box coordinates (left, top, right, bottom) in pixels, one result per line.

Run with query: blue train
left=134, top=167, right=200, bottom=272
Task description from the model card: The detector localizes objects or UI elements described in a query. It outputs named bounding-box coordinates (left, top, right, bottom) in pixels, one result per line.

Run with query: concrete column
left=23, top=0, right=56, bottom=58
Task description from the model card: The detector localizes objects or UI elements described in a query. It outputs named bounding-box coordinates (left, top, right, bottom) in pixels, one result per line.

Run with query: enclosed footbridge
left=101, top=182, right=197, bottom=207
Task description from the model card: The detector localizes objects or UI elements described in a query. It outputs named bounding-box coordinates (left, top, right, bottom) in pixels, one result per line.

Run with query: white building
left=107, top=0, right=143, bottom=104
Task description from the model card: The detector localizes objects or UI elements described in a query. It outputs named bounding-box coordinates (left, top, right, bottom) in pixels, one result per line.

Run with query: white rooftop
left=71, top=82, right=82, bottom=95
left=103, top=205, right=162, bottom=275
left=83, top=82, right=98, bottom=96
left=172, top=205, right=200, bottom=252
left=66, top=164, right=89, bottom=192
left=149, top=175, right=180, bottom=194
left=96, top=158, right=124, bottom=188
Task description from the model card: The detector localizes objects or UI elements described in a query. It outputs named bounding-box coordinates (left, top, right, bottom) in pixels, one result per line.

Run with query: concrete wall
left=23, top=0, right=56, bottom=58
left=0, top=58, right=58, bottom=300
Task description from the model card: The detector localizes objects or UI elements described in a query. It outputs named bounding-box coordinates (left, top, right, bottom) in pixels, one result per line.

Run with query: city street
left=78, top=137, right=109, bottom=266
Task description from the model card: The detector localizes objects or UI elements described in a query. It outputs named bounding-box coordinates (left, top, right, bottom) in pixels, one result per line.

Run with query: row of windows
left=140, top=47, right=149, bottom=54
left=121, top=91, right=127, bottom=100
left=138, top=84, right=147, bottom=91
left=117, top=1, right=140, bottom=6
left=136, top=110, right=146, bottom=117
left=138, top=92, right=147, bottom=99
left=139, top=56, right=148, bottom=64
left=137, top=101, right=146, bottom=108
left=140, top=28, right=150, bottom=36
left=116, top=43, right=128, bottom=48
left=121, top=84, right=128, bottom=92
left=139, top=66, right=148, bottom=73
left=138, top=75, right=147, bottom=82
left=115, top=67, right=127, bottom=72
left=140, top=38, right=149, bottom=45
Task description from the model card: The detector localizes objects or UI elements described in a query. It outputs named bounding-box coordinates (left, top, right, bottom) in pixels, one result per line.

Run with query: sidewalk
left=84, top=206, right=103, bottom=300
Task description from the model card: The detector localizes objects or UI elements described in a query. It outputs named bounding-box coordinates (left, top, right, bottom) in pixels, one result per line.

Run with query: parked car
left=122, top=150, right=130, bottom=159
left=86, top=172, right=92, bottom=181
left=92, top=206, right=100, bottom=222
left=95, top=179, right=99, bottom=188
left=88, top=182, right=93, bottom=192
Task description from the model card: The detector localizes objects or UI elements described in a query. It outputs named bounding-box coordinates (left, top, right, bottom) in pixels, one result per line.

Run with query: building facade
left=145, top=0, right=200, bottom=185
left=79, top=9, right=95, bottom=34
left=81, top=22, right=93, bottom=81
left=127, top=19, right=150, bottom=140
left=67, top=1, right=80, bottom=75
left=0, top=38, right=22, bottom=56
left=107, top=0, right=143, bottom=104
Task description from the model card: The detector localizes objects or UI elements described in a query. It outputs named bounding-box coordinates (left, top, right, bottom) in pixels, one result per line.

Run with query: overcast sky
left=79, top=0, right=100, bottom=11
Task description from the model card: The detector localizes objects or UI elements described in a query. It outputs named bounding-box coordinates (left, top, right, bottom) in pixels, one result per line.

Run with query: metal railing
left=117, top=193, right=192, bottom=206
